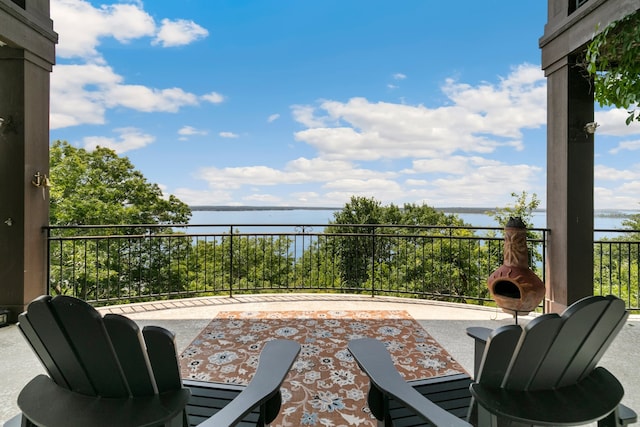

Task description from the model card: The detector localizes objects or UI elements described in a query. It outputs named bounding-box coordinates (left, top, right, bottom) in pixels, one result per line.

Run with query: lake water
left=189, top=208, right=635, bottom=231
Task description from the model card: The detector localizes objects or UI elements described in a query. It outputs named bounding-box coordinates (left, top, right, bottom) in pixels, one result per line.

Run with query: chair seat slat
left=471, top=367, right=624, bottom=426
left=17, top=374, right=190, bottom=427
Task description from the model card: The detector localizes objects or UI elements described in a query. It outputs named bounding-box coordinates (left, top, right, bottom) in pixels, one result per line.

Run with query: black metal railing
left=594, top=229, right=640, bottom=310
left=46, top=223, right=548, bottom=307
left=45, top=223, right=640, bottom=310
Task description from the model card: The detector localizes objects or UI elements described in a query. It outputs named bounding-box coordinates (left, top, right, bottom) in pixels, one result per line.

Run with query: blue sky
left=49, top=0, right=640, bottom=209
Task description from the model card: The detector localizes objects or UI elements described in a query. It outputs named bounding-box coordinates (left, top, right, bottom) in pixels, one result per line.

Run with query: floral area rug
left=179, top=310, right=466, bottom=427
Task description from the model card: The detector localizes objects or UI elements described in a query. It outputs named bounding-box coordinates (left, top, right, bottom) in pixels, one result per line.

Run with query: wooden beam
left=540, top=0, right=640, bottom=72
left=0, top=0, right=57, bottom=67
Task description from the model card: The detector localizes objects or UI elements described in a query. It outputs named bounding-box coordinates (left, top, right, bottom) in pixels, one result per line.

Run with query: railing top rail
left=45, top=223, right=550, bottom=232
left=47, top=232, right=533, bottom=243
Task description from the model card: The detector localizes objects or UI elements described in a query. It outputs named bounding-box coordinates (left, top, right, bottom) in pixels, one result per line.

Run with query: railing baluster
left=43, top=223, right=639, bottom=310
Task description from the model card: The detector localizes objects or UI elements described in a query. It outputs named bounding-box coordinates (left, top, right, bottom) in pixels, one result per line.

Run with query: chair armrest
left=466, top=327, right=491, bottom=377
left=2, top=414, right=22, bottom=427
left=198, top=339, right=300, bottom=427
left=17, top=374, right=190, bottom=427
left=466, top=327, right=491, bottom=343
left=348, top=338, right=472, bottom=427
left=614, top=403, right=638, bottom=426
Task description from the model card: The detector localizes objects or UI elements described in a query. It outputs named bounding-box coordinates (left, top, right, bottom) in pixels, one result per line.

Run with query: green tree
left=585, top=11, right=640, bottom=125
left=622, top=213, right=640, bottom=236
left=50, top=140, right=191, bottom=226
left=487, top=191, right=540, bottom=228
left=327, top=196, right=481, bottom=298
left=48, top=141, right=192, bottom=299
left=330, top=196, right=385, bottom=290
left=387, top=203, right=481, bottom=300
left=592, top=209, right=640, bottom=307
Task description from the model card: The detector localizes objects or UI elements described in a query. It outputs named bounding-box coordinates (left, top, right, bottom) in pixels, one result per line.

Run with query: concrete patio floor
left=1, top=293, right=638, bottom=425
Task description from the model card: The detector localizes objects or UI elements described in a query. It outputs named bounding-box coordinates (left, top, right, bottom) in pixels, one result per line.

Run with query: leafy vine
left=584, top=11, right=640, bottom=125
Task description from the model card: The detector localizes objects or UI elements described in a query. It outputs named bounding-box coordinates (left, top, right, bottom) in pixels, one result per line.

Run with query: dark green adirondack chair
left=9, top=295, right=300, bottom=427
left=349, top=295, right=637, bottom=427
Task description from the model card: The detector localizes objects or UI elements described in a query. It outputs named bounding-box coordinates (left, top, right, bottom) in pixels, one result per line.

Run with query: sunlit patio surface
left=1, top=293, right=638, bottom=425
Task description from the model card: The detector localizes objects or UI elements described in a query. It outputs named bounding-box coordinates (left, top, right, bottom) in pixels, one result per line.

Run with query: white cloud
left=196, top=157, right=389, bottom=190
left=106, top=85, right=199, bottom=112
left=595, top=185, right=640, bottom=210
left=50, top=64, right=202, bottom=128
left=243, top=193, right=283, bottom=203
left=52, top=0, right=208, bottom=61
left=50, top=0, right=212, bottom=129
left=202, top=92, right=226, bottom=104
left=291, top=104, right=331, bottom=128
left=199, top=165, right=291, bottom=189
left=181, top=64, right=548, bottom=208
left=408, top=156, right=499, bottom=175
left=178, top=126, right=208, bottom=136
left=219, top=132, right=239, bottom=138
left=268, top=114, right=280, bottom=123
left=153, top=18, right=208, bottom=47
left=52, top=0, right=156, bottom=61
left=407, top=163, right=543, bottom=207
left=596, top=108, right=640, bottom=136
left=50, top=64, right=120, bottom=128
left=192, top=151, right=544, bottom=208
left=291, top=65, right=544, bottom=163
left=608, top=139, right=640, bottom=154
left=171, top=188, right=234, bottom=206
left=81, top=127, right=154, bottom=153
left=393, top=73, right=407, bottom=80
left=290, top=191, right=320, bottom=203
left=441, top=63, right=546, bottom=138
left=594, top=165, right=640, bottom=181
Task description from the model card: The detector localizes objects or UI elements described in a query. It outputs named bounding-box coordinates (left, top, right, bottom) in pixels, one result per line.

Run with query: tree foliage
left=585, top=11, right=640, bottom=125
left=49, top=141, right=191, bottom=226
left=327, top=196, right=479, bottom=297
left=486, top=191, right=540, bottom=228
left=48, top=141, right=192, bottom=300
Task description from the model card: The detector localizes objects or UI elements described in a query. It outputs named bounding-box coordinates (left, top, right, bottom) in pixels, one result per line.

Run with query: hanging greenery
left=585, top=11, right=640, bottom=125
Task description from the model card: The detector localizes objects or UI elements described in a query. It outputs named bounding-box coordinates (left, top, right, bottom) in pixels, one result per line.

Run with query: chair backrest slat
left=18, top=308, right=70, bottom=389
left=21, top=295, right=96, bottom=395
left=476, top=325, right=521, bottom=388
left=502, top=313, right=562, bottom=390
left=50, top=296, right=130, bottom=397
left=529, top=296, right=609, bottom=390
left=560, top=296, right=628, bottom=387
left=104, top=314, right=157, bottom=396
left=481, top=296, right=628, bottom=393
left=143, top=326, right=183, bottom=393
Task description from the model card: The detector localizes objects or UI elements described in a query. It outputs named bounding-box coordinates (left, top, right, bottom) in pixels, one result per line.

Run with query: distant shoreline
left=190, top=206, right=341, bottom=212
left=189, top=205, right=495, bottom=213
left=189, top=206, right=636, bottom=218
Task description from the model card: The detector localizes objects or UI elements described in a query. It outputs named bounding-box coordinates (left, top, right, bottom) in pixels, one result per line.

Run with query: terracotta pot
left=487, top=217, right=544, bottom=315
